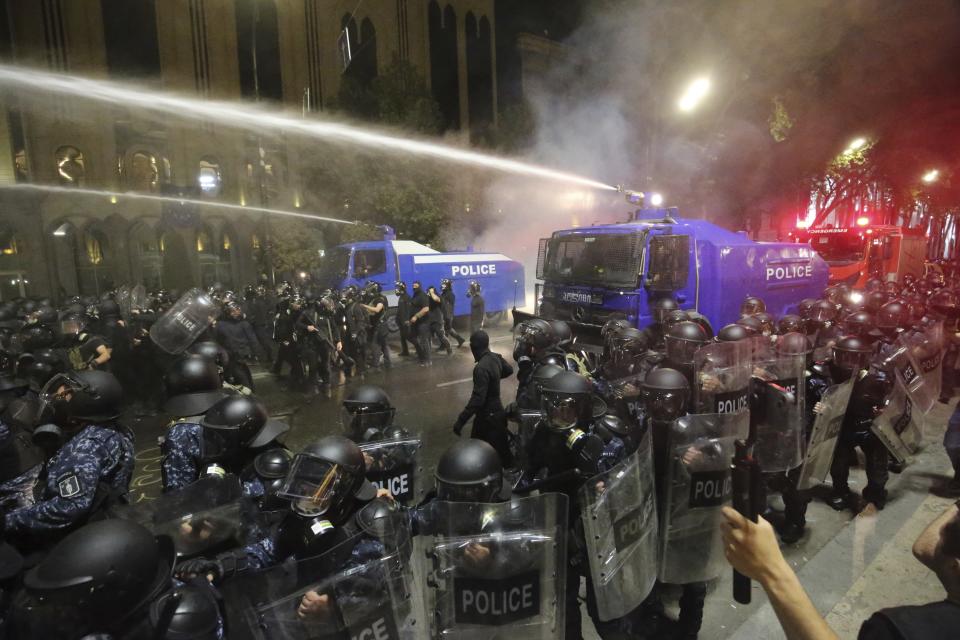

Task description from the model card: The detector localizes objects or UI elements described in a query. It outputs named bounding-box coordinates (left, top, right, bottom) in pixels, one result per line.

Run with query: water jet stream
left=0, top=183, right=358, bottom=226
left=0, top=65, right=617, bottom=192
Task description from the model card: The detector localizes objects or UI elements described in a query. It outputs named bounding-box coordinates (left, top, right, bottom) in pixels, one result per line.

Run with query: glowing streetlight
left=922, top=169, right=940, bottom=184
left=845, top=137, right=867, bottom=153
left=678, top=77, right=711, bottom=113
left=650, top=192, right=664, bottom=206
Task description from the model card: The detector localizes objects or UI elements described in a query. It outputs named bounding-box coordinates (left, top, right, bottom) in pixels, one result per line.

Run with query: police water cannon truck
left=319, top=226, right=525, bottom=329
left=527, top=193, right=829, bottom=333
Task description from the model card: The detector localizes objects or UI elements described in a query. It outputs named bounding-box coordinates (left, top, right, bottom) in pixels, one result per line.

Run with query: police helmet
left=776, top=331, right=814, bottom=357
left=734, top=314, right=762, bottom=335
left=864, top=290, right=888, bottom=313
left=188, top=341, right=230, bottom=369
left=610, top=327, right=649, bottom=369
left=551, top=319, right=574, bottom=347
left=740, top=296, right=766, bottom=316
left=823, top=286, right=845, bottom=307
left=601, top=317, right=631, bottom=342
left=435, top=439, right=507, bottom=503
left=394, top=281, right=407, bottom=295
left=163, top=355, right=229, bottom=416
left=99, top=300, right=121, bottom=318
left=148, top=582, right=222, bottom=640
left=342, top=285, right=360, bottom=302
left=25, top=361, right=61, bottom=394
left=777, top=314, right=803, bottom=334
left=364, top=281, right=382, bottom=296
left=877, top=301, right=909, bottom=333
left=798, top=298, right=818, bottom=318
left=18, top=520, right=174, bottom=636
left=719, top=323, right=754, bottom=342
left=531, top=363, right=565, bottom=394
left=843, top=310, right=876, bottom=339
left=22, top=324, right=55, bottom=350
left=664, top=309, right=690, bottom=329
left=356, top=497, right=408, bottom=542
left=40, top=370, right=123, bottom=423
left=865, top=277, right=885, bottom=293
left=931, top=289, right=960, bottom=319
left=540, top=371, right=593, bottom=432
left=341, top=385, right=396, bottom=438
left=831, top=336, right=873, bottom=381
left=200, top=396, right=289, bottom=460
left=35, top=306, right=58, bottom=326
left=665, top=321, right=709, bottom=365
left=467, top=280, right=481, bottom=296
left=653, top=297, right=680, bottom=325
left=641, top=367, right=690, bottom=422
left=280, top=435, right=377, bottom=519
left=440, top=278, right=452, bottom=290
left=753, top=312, right=775, bottom=336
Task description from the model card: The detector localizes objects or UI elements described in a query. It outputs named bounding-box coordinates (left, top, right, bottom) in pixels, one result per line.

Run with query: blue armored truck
left=531, top=207, right=829, bottom=332
left=318, top=227, right=525, bottom=326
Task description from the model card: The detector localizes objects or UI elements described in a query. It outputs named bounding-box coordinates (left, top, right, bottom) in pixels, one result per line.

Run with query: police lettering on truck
left=765, top=264, right=813, bottom=282
left=452, top=264, right=497, bottom=277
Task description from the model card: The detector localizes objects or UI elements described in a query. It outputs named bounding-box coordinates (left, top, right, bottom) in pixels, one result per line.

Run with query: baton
left=731, top=377, right=767, bottom=604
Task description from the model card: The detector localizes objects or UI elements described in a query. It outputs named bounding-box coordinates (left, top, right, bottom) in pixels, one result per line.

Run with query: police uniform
left=470, top=290, right=485, bottom=335
left=367, top=292, right=392, bottom=369
left=440, top=287, right=465, bottom=347
left=0, top=420, right=44, bottom=511
left=5, top=424, right=134, bottom=539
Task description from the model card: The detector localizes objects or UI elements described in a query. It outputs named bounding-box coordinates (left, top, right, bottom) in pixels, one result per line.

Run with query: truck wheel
left=385, top=309, right=400, bottom=334
left=485, top=311, right=506, bottom=326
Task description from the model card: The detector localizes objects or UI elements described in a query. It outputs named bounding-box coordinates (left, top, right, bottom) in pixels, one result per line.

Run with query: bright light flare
left=856, top=216, right=870, bottom=226
left=922, top=169, right=940, bottom=184
left=849, top=291, right=864, bottom=304
left=649, top=193, right=664, bottom=206
left=845, top=137, right=867, bottom=153
left=678, top=77, right=711, bottom=113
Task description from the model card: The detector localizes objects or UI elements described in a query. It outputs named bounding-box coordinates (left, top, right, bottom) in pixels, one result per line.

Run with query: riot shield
left=230, top=520, right=418, bottom=640
left=605, top=373, right=645, bottom=429
left=419, top=493, right=568, bottom=639
left=812, top=325, right=842, bottom=363
left=795, top=378, right=855, bottom=490
left=149, top=288, right=220, bottom=354
left=110, top=474, right=260, bottom=558
left=693, top=341, right=751, bottom=417
left=579, top=432, right=658, bottom=621
left=115, top=286, right=132, bottom=318
left=901, top=320, right=944, bottom=413
left=658, top=413, right=740, bottom=585
left=131, top=283, right=148, bottom=311
left=749, top=338, right=805, bottom=472
left=358, top=437, right=424, bottom=506
left=870, top=378, right=923, bottom=464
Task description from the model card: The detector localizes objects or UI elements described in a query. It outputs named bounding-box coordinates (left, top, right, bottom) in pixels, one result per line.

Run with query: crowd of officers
left=0, top=270, right=955, bottom=640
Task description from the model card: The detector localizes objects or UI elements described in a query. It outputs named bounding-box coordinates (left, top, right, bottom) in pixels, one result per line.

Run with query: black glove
left=452, top=420, right=464, bottom=437
left=175, top=557, right=225, bottom=583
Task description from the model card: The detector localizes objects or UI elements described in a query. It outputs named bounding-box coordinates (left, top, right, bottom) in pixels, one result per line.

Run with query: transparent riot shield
left=358, top=437, right=424, bottom=506
left=749, top=338, right=805, bottom=472
left=419, top=493, right=568, bottom=639
left=658, top=413, right=741, bottom=585
left=131, top=283, right=147, bottom=311
left=871, top=378, right=923, bottom=464
left=149, top=288, right=219, bottom=354
left=606, top=373, right=645, bottom=429
left=795, top=378, right=856, bottom=490
left=579, top=431, right=658, bottom=621
left=110, top=474, right=261, bottom=558
left=115, top=286, right=132, bottom=318
left=903, top=320, right=944, bottom=412
left=693, top=341, right=751, bottom=420
left=231, top=519, right=418, bottom=640
left=812, top=325, right=842, bottom=363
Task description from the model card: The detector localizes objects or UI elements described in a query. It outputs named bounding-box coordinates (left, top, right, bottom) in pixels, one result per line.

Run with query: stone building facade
left=0, top=0, right=496, bottom=300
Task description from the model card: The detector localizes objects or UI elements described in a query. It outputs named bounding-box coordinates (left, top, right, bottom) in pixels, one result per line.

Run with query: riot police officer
left=161, top=394, right=289, bottom=495
left=452, top=330, right=515, bottom=466
left=432, top=438, right=511, bottom=504
left=642, top=296, right=680, bottom=350
left=408, top=281, right=432, bottom=365
left=467, top=280, right=485, bottom=335
left=272, top=294, right=305, bottom=386
left=341, top=384, right=400, bottom=442
left=440, top=278, right=465, bottom=348
left=395, top=281, right=413, bottom=357
left=297, top=293, right=343, bottom=393
left=661, top=321, right=711, bottom=382
left=343, top=285, right=370, bottom=378
left=0, top=373, right=44, bottom=513
left=8, top=519, right=223, bottom=640
left=214, top=301, right=260, bottom=390
left=828, top=336, right=891, bottom=511
left=361, top=281, right=393, bottom=369
left=4, top=371, right=134, bottom=548
left=740, top=295, right=766, bottom=316
left=513, top=318, right=563, bottom=404
left=175, top=435, right=380, bottom=582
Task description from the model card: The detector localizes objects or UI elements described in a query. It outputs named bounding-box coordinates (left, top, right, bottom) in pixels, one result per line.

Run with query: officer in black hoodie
left=453, top=330, right=515, bottom=466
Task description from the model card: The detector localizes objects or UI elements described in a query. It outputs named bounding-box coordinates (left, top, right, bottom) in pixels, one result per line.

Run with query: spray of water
left=0, top=65, right=616, bottom=193
left=0, top=183, right=359, bottom=226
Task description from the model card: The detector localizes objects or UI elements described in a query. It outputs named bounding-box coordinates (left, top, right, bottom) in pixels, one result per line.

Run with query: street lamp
left=922, top=169, right=940, bottom=184
left=677, top=76, right=711, bottom=113
left=845, top=137, right=867, bottom=154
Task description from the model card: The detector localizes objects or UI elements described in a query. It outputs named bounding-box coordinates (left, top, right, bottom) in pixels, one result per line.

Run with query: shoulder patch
left=310, top=519, right=335, bottom=536
left=58, top=474, right=81, bottom=498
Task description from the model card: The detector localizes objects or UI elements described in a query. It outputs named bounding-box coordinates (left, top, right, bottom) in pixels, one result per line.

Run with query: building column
left=457, top=12, right=469, bottom=131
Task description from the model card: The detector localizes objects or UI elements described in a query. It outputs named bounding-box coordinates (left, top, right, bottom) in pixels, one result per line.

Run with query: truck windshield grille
left=545, top=233, right=642, bottom=287
left=809, top=234, right=866, bottom=265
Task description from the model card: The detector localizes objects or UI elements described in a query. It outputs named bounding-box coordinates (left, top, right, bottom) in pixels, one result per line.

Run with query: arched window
left=128, top=150, right=161, bottom=192
left=0, top=228, right=26, bottom=300
left=76, top=226, right=113, bottom=296
left=236, top=0, right=283, bottom=101
left=130, top=223, right=163, bottom=290
left=428, top=3, right=460, bottom=130
left=198, top=157, right=222, bottom=197
left=197, top=225, right=233, bottom=288
left=55, top=146, right=85, bottom=185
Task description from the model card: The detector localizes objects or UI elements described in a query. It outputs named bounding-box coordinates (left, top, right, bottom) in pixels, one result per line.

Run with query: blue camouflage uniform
left=0, top=421, right=42, bottom=511
left=160, top=421, right=268, bottom=497
left=4, top=424, right=135, bottom=535
left=240, top=526, right=386, bottom=573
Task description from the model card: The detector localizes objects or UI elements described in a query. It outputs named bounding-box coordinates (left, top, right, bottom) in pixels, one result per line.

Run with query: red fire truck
left=790, top=222, right=926, bottom=288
